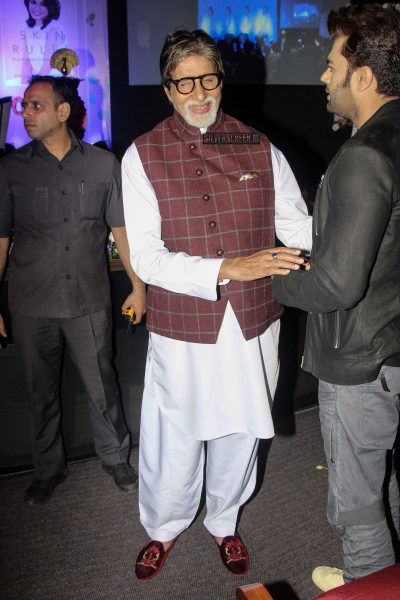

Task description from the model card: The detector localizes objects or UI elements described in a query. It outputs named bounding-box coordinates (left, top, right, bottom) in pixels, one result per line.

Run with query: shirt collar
left=29, top=128, right=84, bottom=158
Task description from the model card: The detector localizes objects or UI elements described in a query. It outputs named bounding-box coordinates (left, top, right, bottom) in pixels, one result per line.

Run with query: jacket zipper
left=333, top=311, right=340, bottom=349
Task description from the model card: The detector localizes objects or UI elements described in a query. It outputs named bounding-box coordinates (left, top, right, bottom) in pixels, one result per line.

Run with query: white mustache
left=186, top=98, right=216, bottom=109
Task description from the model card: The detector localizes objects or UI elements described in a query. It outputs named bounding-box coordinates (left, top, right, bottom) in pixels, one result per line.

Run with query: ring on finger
left=271, top=252, right=278, bottom=260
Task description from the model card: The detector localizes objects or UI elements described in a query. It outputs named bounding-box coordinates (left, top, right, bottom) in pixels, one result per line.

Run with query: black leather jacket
left=273, top=99, right=400, bottom=385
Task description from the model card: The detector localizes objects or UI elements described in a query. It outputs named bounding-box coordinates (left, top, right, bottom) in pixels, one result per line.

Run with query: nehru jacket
left=135, top=110, right=282, bottom=343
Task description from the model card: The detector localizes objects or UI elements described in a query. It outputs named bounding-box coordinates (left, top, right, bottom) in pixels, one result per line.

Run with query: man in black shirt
left=0, top=76, right=145, bottom=505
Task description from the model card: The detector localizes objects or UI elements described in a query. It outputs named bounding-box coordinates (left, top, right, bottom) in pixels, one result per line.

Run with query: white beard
left=181, top=96, right=219, bottom=128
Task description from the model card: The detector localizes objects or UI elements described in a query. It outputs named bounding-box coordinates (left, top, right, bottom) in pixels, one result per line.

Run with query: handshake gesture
left=218, top=247, right=309, bottom=282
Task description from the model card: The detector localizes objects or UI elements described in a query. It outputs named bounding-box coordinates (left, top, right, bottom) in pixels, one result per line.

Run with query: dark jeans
left=12, top=310, right=129, bottom=479
left=319, top=366, right=400, bottom=582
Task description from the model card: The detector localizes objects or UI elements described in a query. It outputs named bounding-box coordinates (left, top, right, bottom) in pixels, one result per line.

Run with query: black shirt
left=0, top=131, right=124, bottom=318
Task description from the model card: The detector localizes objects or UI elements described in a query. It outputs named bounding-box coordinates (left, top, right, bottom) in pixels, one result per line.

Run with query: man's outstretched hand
left=218, top=247, right=307, bottom=282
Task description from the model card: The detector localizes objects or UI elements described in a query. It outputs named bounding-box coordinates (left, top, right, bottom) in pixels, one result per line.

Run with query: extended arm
left=219, top=146, right=312, bottom=280
left=272, top=145, right=393, bottom=312
left=122, top=144, right=306, bottom=293
left=219, top=146, right=312, bottom=281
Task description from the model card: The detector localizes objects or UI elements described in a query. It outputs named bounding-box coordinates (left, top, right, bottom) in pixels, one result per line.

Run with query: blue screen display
left=281, top=0, right=320, bottom=28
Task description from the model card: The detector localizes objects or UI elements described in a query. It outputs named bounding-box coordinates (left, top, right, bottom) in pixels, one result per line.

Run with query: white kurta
left=122, top=143, right=312, bottom=441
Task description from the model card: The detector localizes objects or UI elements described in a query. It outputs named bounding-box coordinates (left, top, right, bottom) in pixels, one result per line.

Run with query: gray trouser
left=319, top=366, right=400, bottom=582
left=12, top=310, right=130, bottom=479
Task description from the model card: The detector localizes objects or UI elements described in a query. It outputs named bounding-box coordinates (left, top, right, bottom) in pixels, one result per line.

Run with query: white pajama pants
left=138, top=392, right=259, bottom=542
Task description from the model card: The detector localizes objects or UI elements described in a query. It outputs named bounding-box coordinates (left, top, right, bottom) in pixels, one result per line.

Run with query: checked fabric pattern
left=135, top=110, right=282, bottom=343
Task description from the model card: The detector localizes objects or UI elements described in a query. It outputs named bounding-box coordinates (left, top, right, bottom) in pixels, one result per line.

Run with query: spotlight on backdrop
left=50, top=48, right=79, bottom=76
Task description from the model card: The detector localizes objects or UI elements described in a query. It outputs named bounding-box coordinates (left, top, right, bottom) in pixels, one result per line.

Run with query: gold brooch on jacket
left=239, top=172, right=259, bottom=181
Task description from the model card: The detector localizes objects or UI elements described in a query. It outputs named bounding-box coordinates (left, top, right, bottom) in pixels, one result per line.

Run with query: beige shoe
left=312, top=566, right=345, bottom=591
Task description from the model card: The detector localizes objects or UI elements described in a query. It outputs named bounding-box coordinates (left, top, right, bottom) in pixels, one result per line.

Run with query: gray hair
left=160, top=29, right=224, bottom=87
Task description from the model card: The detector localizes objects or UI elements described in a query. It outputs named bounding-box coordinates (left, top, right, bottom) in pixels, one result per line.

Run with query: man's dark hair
left=160, top=29, right=224, bottom=88
left=327, top=4, right=400, bottom=97
left=28, top=75, right=86, bottom=139
left=24, top=0, right=61, bottom=29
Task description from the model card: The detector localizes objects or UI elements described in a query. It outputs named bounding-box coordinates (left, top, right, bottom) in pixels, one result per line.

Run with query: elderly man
left=122, top=29, right=311, bottom=579
left=272, top=5, right=400, bottom=592
left=0, top=76, right=145, bottom=505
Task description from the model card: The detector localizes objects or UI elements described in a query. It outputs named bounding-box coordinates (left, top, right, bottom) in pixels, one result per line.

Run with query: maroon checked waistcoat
left=135, top=110, right=282, bottom=343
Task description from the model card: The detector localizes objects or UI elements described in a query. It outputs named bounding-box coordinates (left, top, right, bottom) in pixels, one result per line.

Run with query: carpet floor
left=0, top=406, right=343, bottom=600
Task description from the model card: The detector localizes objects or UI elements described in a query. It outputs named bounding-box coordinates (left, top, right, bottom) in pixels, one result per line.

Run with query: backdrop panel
left=0, top=0, right=111, bottom=148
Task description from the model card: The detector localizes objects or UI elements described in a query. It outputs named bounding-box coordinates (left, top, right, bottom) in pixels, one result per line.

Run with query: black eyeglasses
left=166, top=73, right=223, bottom=95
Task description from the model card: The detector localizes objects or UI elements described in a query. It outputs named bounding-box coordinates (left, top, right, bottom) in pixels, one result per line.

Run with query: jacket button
left=64, top=217, right=69, bottom=222
left=196, top=168, right=203, bottom=176
left=216, top=249, right=224, bottom=256
left=189, top=143, right=196, bottom=150
left=209, top=221, right=216, bottom=228
left=65, top=246, right=70, bottom=251
left=61, top=190, right=67, bottom=195
left=203, top=194, right=210, bottom=201
left=66, top=274, right=71, bottom=279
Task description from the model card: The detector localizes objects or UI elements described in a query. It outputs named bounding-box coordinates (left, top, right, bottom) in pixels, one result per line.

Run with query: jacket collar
left=359, top=98, right=400, bottom=132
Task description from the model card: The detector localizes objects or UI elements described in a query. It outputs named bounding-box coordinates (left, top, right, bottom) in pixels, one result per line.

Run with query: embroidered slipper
left=215, top=534, right=249, bottom=576
left=135, top=537, right=178, bottom=581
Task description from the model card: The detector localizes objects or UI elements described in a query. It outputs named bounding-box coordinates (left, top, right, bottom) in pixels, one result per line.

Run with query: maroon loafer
left=217, top=534, right=249, bottom=576
left=135, top=538, right=177, bottom=581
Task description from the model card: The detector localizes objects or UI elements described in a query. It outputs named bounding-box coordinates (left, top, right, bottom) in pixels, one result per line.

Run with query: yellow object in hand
left=123, top=307, right=136, bottom=323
